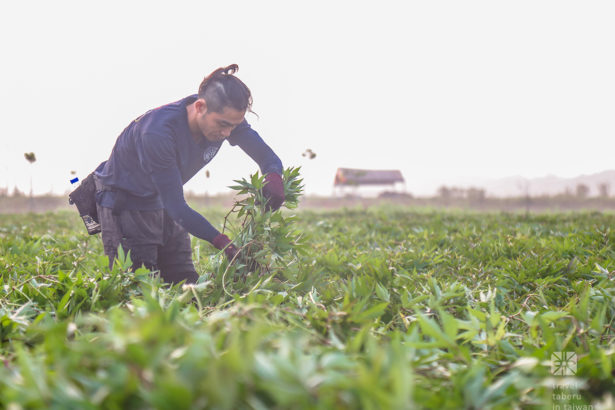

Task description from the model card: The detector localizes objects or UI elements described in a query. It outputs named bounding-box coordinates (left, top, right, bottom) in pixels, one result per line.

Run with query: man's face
left=196, top=103, right=246, bottom=142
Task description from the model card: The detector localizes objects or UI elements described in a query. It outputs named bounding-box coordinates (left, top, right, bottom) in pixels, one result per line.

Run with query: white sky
left=1, top=0, right=614, bottom=197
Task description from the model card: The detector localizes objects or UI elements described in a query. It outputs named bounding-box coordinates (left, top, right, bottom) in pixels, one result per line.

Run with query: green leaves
left=220, top=167, right=306, bottom=282
left=1, top=206, right=615, bottom=407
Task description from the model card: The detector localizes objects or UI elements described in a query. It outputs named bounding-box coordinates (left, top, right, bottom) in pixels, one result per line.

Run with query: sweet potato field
left=1, top=179, right=615, bottom=408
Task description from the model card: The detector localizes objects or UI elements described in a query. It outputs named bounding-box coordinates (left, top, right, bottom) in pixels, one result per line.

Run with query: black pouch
left=68, top=173, right=101, bottom=235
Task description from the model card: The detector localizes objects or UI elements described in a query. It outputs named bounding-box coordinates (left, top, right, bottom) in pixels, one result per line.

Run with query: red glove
left=212, top=233, right=239, bottom=261
left=262, top=173, right=285, bottom=211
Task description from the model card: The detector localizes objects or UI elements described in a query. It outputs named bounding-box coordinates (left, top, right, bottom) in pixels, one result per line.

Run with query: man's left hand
left=212, top=233, right=239, bottom=261
left=262, top=173, right=285, bottom=211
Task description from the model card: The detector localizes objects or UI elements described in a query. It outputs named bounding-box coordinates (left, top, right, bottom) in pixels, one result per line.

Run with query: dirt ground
left=2, top=194, right=615, bottom=215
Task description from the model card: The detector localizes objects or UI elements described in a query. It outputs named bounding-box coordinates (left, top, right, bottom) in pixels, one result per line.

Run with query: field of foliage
left=1, top=170, right=614, bottom=409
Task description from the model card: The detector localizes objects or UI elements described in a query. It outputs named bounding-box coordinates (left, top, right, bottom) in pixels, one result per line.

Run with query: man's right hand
left=212, top=233, right=239, bottom=261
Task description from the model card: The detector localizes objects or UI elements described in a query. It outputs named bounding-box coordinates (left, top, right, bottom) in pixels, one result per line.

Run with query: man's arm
left=151, top=167, right=221, bottom=242
left=140, top=133, right=221, bottom=243
left=228, top=122, right=286, bottom=210
left=227, top=121, right=283, bottom=175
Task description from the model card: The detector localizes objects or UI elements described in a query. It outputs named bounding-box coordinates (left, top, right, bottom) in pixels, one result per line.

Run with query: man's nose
left=221, top=127, right=232, bottom=138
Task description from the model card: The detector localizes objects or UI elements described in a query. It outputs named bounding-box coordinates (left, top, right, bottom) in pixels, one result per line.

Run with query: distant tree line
left=437, top=186, right=486, bottom=202
left=436, top=182, right=611, bottom=200
left=0, top=187, right=26, bottom=197
left=555, top=182, right=610, bottom=199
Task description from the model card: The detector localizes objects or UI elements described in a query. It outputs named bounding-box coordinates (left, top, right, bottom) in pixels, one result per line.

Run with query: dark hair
left=198, top=64, right=253, bottom=114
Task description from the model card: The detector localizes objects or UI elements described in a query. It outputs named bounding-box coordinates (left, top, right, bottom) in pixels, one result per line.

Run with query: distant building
left=333, top=168, right=407, bottom=197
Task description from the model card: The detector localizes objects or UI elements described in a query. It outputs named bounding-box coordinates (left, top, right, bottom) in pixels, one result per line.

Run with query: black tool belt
left=68, top=172, right=101, bottom=235
left=91, top=173, right=130, bottom=217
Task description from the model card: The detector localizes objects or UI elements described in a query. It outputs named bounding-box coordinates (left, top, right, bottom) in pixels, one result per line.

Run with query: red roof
left=334, top=168, right=405, bottom=186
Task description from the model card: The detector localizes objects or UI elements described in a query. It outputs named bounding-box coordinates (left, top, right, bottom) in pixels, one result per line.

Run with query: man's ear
left=195, top=98, right=208, bottom=115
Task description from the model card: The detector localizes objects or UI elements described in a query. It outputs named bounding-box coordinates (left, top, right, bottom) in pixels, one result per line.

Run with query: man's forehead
left=216, top=108, right=245, bottom=124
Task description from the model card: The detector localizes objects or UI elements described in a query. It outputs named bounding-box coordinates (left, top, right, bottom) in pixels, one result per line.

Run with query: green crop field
left=1, top=173, right=614, bottom=409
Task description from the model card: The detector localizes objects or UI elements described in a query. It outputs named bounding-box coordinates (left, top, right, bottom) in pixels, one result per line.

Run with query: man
left=93, top=64, right=285, bottom=284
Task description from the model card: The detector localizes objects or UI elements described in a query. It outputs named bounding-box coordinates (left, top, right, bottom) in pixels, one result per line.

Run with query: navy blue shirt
left=95, top=95, right=283, bottom=243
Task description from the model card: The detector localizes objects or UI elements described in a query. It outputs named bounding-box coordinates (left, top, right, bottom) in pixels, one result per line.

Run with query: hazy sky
left=1, top=0, right=614, bottom=197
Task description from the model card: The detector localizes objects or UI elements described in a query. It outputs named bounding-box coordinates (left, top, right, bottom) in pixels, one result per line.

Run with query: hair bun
left=222, top=64, right=239, bottom=76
